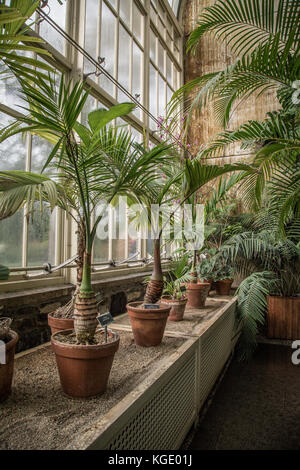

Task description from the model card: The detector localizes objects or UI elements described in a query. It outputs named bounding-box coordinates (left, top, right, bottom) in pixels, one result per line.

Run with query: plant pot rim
left=2, top=330, right=18, bottom=352
left=161, top=296, right=187, bottom=303
left=267, top=294, right=300, bottom=300
left=48, top=313, right=74, bottom=321
left=127, top=301, right=171, bottom=319
left=187, top=282, right=210, bottom=289
left=51, top=328, right=120, bottom=352
left=216, top=278, right=233, bottom=283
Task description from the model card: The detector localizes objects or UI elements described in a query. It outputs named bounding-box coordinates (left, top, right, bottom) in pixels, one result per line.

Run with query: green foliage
left=163, top=254, right=191, bottom=299
left=0, top=263, right=9, bottom=280
left=221, top=230, right=300, bottom=359
left=0, top=0, right=54, bottom=84
left=169, top=0, right=300, bottom=129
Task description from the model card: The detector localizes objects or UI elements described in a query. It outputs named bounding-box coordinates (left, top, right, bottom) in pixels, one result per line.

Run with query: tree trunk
left=73, top=252, right=98, bottom=344
left=144, top=239, right=164, bottom=304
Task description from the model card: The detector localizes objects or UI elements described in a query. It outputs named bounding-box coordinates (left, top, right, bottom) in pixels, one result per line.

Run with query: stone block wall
left=0, top=272, right=148, bottom=353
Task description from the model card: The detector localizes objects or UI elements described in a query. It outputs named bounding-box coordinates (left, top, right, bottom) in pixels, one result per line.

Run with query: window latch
left=43, top=254, right=79, bottom=274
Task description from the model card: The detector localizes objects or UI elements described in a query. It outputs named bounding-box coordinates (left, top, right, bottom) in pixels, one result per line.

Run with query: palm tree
left=0, top=75, right=174, bottom=343
left=169, top=0, right=300, bottom=129
left=0, top=0, right=54, bottom=83
left=141, top=155, right=256, bottom=303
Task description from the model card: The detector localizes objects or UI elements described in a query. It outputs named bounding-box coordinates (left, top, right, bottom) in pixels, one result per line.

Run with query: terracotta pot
left=215, top=279, right=233, bottom=296
left=0, top=330, right=18, bottom=402
left=127, top=302, right=171, bottom=347
left=186, top=282, right=210, bottom=308
left=51, top=329, right=120, bottom=398
left=48, top=314, right=74, bottom=335
left=160, top=297, right=187, bottom=322
left=199, top=278, right=213, bottom=292
left=267, top=295, right=300, bottom=340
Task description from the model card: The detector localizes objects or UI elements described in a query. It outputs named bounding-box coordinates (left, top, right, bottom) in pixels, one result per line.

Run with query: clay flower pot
left=0, top=330, right=18, bottom=402
left=160, top=297, right=188, bottom=322
left=198, top=278, right=213, bottom=292
left=48, top=313, right=74, bottom=335
left=51, top=329, right=120, bottom=398
left=127, top=302, right=171, bottom=347
left=186, top=282, right=210, bottom=308
left=267, top=295, right=300, bottom=340
left=215, top=279, right=233, bottom=296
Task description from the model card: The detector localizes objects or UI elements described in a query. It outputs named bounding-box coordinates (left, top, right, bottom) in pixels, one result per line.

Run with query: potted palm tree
left=160, top=255, right=191, bottom=322
left=0, top=75, right=173, bottom=397
left=126, top=157, right=253, bottom=344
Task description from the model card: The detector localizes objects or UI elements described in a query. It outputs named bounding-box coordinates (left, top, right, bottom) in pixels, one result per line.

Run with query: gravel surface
left=115, top=298, right=228, bottom=335
left=0, top=331, right=184, bottom=450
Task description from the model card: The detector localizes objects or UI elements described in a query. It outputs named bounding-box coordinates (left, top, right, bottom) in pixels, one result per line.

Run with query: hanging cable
left=36, top=6, right=192, bottom=157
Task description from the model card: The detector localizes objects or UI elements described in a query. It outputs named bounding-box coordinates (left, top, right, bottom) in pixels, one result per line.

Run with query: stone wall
left=0, top=272, right=148, bottom=353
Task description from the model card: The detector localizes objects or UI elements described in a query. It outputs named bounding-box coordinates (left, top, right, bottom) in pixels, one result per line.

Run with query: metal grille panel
left=198, top=309, right=234, bottom=408
left=106, top=352, right=196, bottom=450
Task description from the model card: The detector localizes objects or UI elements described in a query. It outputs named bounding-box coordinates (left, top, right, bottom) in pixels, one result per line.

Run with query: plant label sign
left=97, top=313, right=114, bottom=327
left=144, top=304, right=160, bottom=309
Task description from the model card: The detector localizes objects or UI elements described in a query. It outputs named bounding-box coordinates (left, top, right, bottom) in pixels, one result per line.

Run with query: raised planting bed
left=0, top=297, right=238, bottom=450
left=114, top=297, right=229, bottom=337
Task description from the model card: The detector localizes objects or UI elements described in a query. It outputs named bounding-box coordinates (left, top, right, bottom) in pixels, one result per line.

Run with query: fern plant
left=221, top=231, right=300, bottom=359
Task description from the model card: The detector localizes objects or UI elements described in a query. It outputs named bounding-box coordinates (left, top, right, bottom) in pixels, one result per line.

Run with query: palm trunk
left=190, top=250, right=198, bottom=283
left=74, top=251, right=98, bottom=344
left=144, top=238, right=164, bottom=304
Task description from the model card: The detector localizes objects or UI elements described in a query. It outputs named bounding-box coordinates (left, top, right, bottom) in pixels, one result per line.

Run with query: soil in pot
left=267, top=295, right=300, bottom=340
left=186, top=282, right=210, bottom=309
left=160, top=297, right=187, bottom=322
left=127, top=302, right=171, bottom=347
left=0, top=330, right=18, bottom=402
left=51, top=328, right=120, bottom=398
left=215, top=279, right=233, bottom=296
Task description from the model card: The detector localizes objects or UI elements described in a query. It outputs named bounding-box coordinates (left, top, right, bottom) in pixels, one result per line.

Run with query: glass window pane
left=27, top=206, right=56, bottom=267
left=158, top=75, right=166, bottom=118
left=158, top=41, right=165, bottom=75
left=31, top=135, right=53, bottom=174
left=132, top=2, right=143, bottom=44
left=150, top=29, right=156, bottom=63
left=0, top=112, right=26, bottom=171
left=119, top=0, right=131, bottom=26
left=84, top=0, right=99, bottom=74
left=166, top=55, right=172, bottom=84
left=132, top=41, right=142, bottom=119
left=100, top=2, right=116, bottom=95
left=94, top=205, right=109, bottom=263
left=118, top=24, right=130, bottom=99
left=39, top=0, right=67, bottom=54
left=149, top=64, right=157, bottom=126
left=0, top=212, right=23, bottom=267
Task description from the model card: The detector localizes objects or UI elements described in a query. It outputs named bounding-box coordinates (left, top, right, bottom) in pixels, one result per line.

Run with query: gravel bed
left=0, top=331, right=184, bottom=450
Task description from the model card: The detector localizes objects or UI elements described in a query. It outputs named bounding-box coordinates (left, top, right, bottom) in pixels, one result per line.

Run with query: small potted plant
left=197, top=253, right=216, bottom=290
left=160, top=256, right=191, bottom=321
left=0, top=317, right=18, bottom=402
left=213, top=256, right=234, bottom=296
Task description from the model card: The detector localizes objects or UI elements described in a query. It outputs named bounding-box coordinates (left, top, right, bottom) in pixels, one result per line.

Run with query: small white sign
left=0, top=340, right=6, bottom=365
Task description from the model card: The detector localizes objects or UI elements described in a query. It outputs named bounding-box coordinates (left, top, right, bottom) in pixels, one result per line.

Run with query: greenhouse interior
left=0, top=0, right=299, bottom=454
